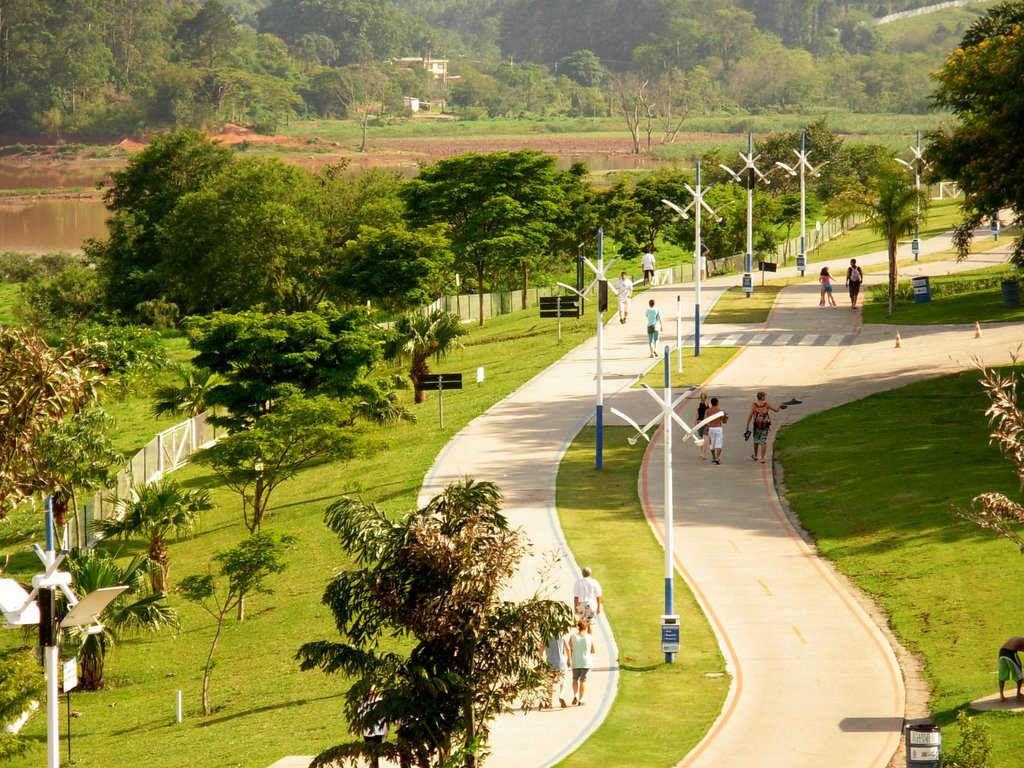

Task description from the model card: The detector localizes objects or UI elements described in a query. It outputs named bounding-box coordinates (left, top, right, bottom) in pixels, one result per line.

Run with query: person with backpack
left=745, top=391, right=782, bottom=464
left=645, top=298, right=663, bottom=358
left=846, top=258, right=863, bottom=308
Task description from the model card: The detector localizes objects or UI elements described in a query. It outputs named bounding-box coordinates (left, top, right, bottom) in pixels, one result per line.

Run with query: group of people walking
left=613, top=269, right=666, bottom=357
left=694, top=391, right=785, bottom=465
left=542, top=567, right=604, bottom=710
left=819, top=259, right=864, bottom=308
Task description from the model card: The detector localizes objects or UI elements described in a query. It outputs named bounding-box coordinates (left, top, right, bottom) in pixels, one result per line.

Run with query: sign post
left=63, top=657, right=77, bottom=763
left=540, top=295, right=581, bottom=342
left=418, top=373, right=463, bottom=428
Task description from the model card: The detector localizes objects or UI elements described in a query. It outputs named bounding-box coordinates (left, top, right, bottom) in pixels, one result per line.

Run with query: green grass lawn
left=635, top=346, right=739, bottom=391
left=863, top=263, right=1024, bottom=325
left=0, top=306, right=625, bottom=768
left=774, top=364, right=1024, bottom=763
left=555, top=428, right=728, bottom=767
left=705, top=285, right=783, bottom=325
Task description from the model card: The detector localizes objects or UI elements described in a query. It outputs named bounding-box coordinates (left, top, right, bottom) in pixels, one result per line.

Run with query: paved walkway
left=639, top=238, right=1021, bottom=768
left=271, top=233, right=1021, bottom=768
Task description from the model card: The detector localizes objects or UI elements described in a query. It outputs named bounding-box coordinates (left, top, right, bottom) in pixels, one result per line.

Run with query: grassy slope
left=0, top=308, right=610, bottom=768
left=775, top=364, right=1024, bottom=764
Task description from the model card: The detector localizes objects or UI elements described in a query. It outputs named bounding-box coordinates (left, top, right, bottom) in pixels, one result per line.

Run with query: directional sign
left=539, top=296, right=581, bottom=318
left=418, top=373, right=463, bottom=391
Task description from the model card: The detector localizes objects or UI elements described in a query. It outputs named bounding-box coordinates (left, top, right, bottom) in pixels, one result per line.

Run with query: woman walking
left=745, top=391, right=782, bottom=464
left=696, top=391, right=710, bottom=460
left=819, top=267, right=837, bottom=307
left=645, top=299, right=663, bottom=357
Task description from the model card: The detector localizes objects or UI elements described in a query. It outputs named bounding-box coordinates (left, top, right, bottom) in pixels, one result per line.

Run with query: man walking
left=614, top=271, right=633, bottom=324
left=573, top=567, right=603, bottom=629
left=706, top=397, right=728, bottom=465
left=641, top=249, right=656, bottom=286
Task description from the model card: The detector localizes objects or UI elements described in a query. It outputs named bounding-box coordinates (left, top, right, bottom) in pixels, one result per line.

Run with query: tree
left=558, top=49, right=607, bottom=87
left=850, top=169, right=927, bottom=316
left=158, top=157, right=332, bottom=314
left=0, top=650, right=44, bottom=758
left=297, top=479, right=572, bottom=768
left=193, top=395, right=360, bottom=533
left=98, top=478, right=214, bottom=594
left=175, top=0, right=240, bottom=69
left=185, top=306, right=388, bottom=430
left=386, top=310, right=468, bottom=404
left=927, top=0, right=1024, bottom=268
left=151, top=363, right=225, bottom=419
left=402, top=151, right=567, bottom=326
left=34, top=407, right=119, bottom=534
left=180, top=531, right=294, bottom=715
left=335, top=224, right=454, bottom=312
left=88, top=129, right=234, bottom=316
left=0, top=328, right=102, bottom=517
left=65, top=549, right=178, bottom=691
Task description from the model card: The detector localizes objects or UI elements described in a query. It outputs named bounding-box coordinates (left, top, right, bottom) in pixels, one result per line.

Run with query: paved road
left=270, top=234, right=1021, bottom=768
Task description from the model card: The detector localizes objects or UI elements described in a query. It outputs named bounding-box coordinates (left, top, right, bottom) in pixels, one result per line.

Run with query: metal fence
left=65, top=411, right=221, bottom=550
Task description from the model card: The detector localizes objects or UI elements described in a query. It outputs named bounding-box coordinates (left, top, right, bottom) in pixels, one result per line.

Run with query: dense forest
left=0, top=0, right=986, bottom=138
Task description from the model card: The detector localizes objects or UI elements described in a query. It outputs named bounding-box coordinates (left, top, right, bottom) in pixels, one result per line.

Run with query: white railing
left=66, top=411, right=220, bottom=549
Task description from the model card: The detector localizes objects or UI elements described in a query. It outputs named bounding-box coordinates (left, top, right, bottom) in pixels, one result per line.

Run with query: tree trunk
left=51, top=491, right=69, bottom=532
left=80, top=642, right=105, bottom=691
left=476, top=262, right=485, bottom=327
left=521, top=263, right=528, bottom=310
left=150, top=537, right=168, bottom=594
left=411, top=357, right=430, bottom=404
left=887, top=237, right=898, bottom=316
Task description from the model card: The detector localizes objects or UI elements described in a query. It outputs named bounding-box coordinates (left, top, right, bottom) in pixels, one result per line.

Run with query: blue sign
left=796, top=254, right=806, bottom=271
left=742, top=274, right=753, bottom=293
left=661, top=624, right=680, bottom=654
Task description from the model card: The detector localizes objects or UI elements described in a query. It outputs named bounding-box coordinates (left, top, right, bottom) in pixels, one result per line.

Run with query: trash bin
left=1001, top=280, right=1021, bottom=308
left=912, top=276, right=931, bottom=303
left=905, top=723, right=941, bottom=767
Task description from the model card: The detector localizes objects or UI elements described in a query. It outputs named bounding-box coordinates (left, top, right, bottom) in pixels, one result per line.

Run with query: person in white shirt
left=641, top=250, right=656, bottom=285
left=614, top=271, right=633, bottom=324
left=572, top=567, right=603, bottom=632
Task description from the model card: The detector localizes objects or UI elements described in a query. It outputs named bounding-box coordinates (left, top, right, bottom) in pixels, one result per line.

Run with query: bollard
left=905, top=723, right=941, bottom=767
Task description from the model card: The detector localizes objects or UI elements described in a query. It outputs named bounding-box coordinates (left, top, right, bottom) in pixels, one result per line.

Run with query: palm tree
left=856, top=169, right=928, bottom=316
left=386, top=309, right=468, bottom=404
left=151, top=363, right=223, bottom=418
left=97, top=478, right=213, bottom=593
left=65, top=548, right=178, bottom=691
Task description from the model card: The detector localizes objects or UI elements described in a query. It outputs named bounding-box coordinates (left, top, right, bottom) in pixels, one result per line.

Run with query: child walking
left=819, top=266, right=837, bottom=307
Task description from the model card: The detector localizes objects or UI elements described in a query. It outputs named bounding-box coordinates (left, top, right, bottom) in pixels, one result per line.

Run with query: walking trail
left=271, top=232, right=1021, bottom=768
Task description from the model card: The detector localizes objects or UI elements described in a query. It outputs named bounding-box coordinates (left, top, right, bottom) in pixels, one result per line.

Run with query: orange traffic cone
left=974, top=321, right=982, bottom=339
left=895, top=331, right=902, bottom=349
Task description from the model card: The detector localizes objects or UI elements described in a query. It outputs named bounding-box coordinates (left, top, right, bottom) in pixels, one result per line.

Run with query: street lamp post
left=719, top=132, right=771, bottom=298
left=610, top=359, right=720, bottom=663
left=662, top=161, right=722, bottom=358
left=557, top=227, right=616, bottom=470
left=0, top=498, right=127, bottom=768
left=896, top=131, right=926, bottom=261
left=776, top=130, right=817, bottom=277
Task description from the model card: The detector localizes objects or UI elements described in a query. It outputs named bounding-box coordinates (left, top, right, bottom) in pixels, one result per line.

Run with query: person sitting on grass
left=998, top=636, right=1024, bottom=701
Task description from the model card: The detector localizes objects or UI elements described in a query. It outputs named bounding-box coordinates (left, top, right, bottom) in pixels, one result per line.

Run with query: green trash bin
left=1001, top=280, right=1021, bottom=308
